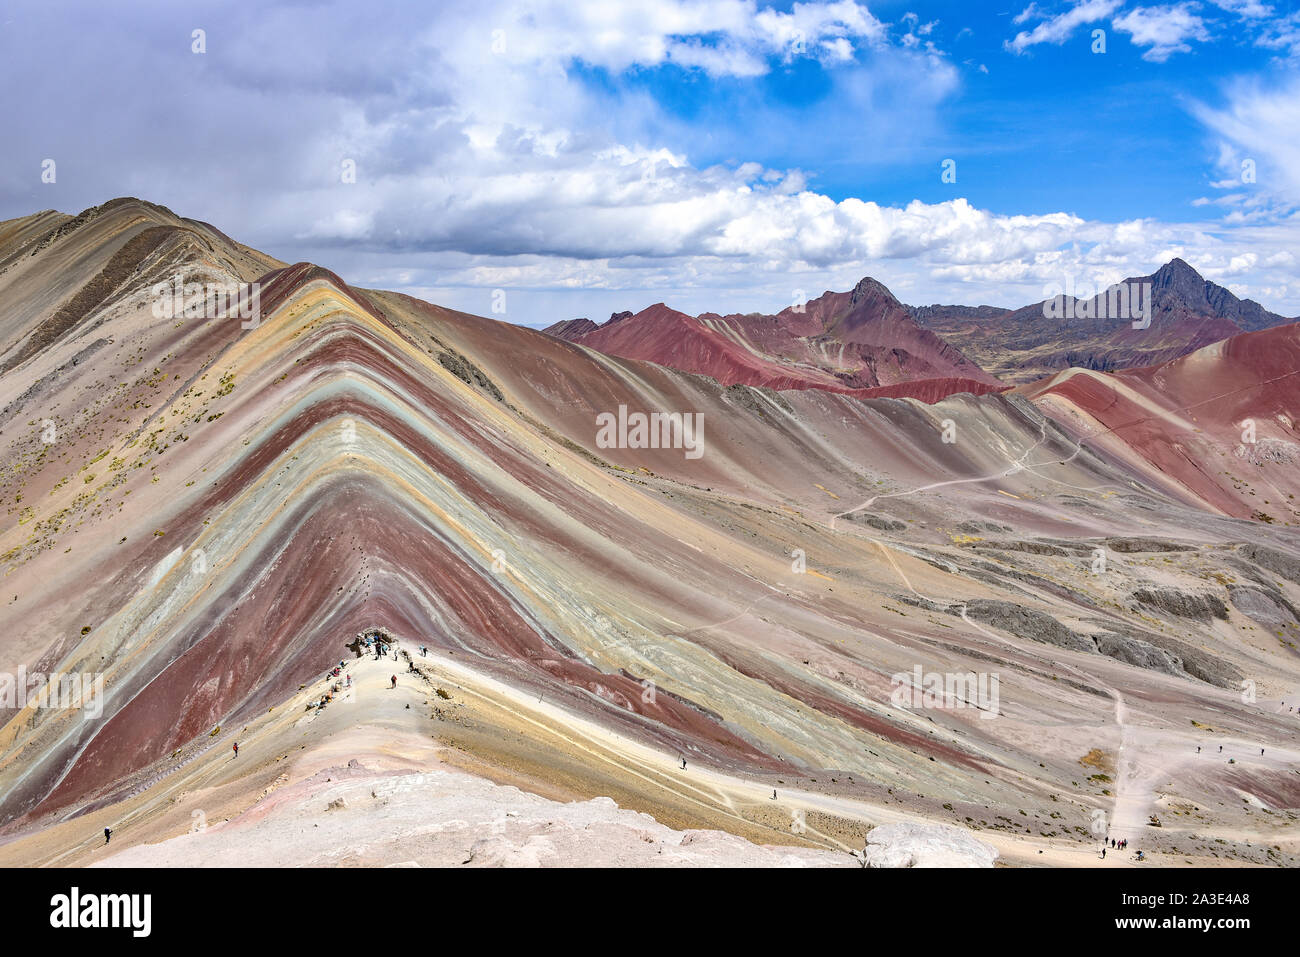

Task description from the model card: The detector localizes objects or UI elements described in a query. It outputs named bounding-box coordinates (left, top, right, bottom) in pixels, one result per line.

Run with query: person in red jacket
left=232, top=742, right=238, bottom=757
left=390, top=675, right=397, bottom=689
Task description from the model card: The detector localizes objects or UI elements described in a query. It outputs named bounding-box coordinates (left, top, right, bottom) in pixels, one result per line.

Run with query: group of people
left=1100, top=836, right=1141, bottom=862
left=312, top=659, right=353, bottom=710
left=1197, top=744, right=1266, bottom=756
left=360, top=631, right=393, bottom=659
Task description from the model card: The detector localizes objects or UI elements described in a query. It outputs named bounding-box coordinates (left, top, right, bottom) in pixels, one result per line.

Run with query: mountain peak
left=1146, top=256, right=1213, bottom=312
left=540, top=317, right=598, bottom=341
left=1152, top=256, right=1203, bottom=282
left=850, top=276, right=899, bottom=307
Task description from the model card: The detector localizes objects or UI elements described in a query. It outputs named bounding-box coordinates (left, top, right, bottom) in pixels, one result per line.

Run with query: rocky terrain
left=912, top=259, right=1295, bottom=383
left=1, top=199, right=1298, bottom=868
left=544, top=278, right=1005, bottom=402
left=551, top=259, right=1295, bottom=393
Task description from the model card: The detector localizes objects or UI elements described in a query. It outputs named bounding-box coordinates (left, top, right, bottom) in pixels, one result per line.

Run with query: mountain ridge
left=548, top=257, right=1296, bottom=393
left=3, top=198, right=1300, bottom=869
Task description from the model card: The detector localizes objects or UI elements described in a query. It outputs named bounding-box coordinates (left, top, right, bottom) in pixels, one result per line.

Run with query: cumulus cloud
left=1113, top=3, right=1212, bottom=60
left=1, top=0, right=1298, bottom=322
left=478, top=0, right=886, bottom=76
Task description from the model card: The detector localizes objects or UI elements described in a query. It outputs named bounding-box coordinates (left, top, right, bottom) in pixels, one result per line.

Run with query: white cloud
left=1253, top=11, right=1300, bottom=57
left=1005, top=0, right=1123, bottom=54
left=1113, top=4, right=1211, bottom=61
left=210, top=2, right=1300, bottom=317
left=1212, top=0, right=1273, bottom=18
left=821, top=36, right=856, bottom=61
left=1193, top=75, right=1300, bottom=206
left=482, top=0, right=887, bottom=76
left=1008, top=0, right=1292, bottom=61
left=6, top=0, right=1300, bottom=323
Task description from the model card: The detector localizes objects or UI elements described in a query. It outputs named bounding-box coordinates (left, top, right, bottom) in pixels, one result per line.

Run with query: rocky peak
left=1149, top=257, right=1209, bottom=309
left=850, top=276, right=899, bottom=307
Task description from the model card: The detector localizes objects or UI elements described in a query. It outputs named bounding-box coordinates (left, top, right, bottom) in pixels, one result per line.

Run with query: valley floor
left=3, top=649, right=1292, bottom=868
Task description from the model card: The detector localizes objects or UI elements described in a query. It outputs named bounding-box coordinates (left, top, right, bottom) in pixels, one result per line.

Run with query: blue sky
left=599, top=1, right=1286, bottom=219
left=2, top=0, right=1299, bottom=324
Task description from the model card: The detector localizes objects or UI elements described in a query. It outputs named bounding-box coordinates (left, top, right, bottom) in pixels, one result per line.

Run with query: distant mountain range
left=913, top=258, right=1294, bottom=383
left=4, top=198, right=1300, bottom=869
left=546, top=258, right=1296, bottom=395
left=544, top=277, right=1005, bottom=402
